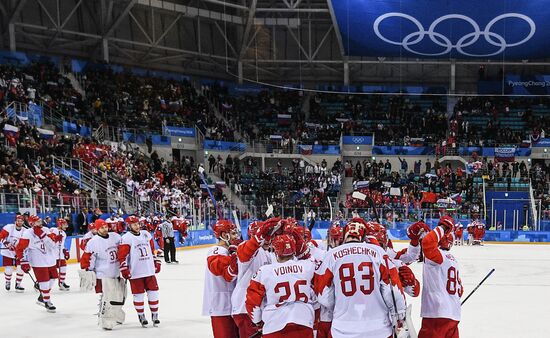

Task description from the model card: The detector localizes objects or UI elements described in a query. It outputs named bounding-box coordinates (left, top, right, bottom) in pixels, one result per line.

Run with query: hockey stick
left=249, top=329, right=262, bottom=338
left=198, top=171, right=223, bottom=219
left=461, top=268, right=495, bottom=306
left=25, top=271, right=40, bottom=292
left=383, top=255, right=399, bottom=338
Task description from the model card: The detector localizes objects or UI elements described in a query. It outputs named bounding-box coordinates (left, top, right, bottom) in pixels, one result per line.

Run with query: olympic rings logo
left=373, top=13, right=536, bottom=57
left=352, top=137, right=365, bottom=144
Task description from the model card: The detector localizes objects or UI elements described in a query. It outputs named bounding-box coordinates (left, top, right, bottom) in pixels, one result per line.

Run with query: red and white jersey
left=106, top=217, right=124, bottom=233
left=246, top=259, right=315, bottom=335
left=387, top=243, right=421, bottom=264
left=119, top=230, right=156, bottom=279
left=308, top=242, right=326, bottom=262
left=231, top=238, right=274, bottom=315
left=314, top=242, right=406, bottom=338
left=0, top=224, right=25, bottom=259
left=80, top=231, right=95, bottom=250
left=202, top=245, right=237, bottom=316
left=421, top=226, right=463, bottom=322
left=17, top=228, right=58, bottom=267
left=50, top=228, right=67, bottom=260
left=81, top=233, right=122, bottom=278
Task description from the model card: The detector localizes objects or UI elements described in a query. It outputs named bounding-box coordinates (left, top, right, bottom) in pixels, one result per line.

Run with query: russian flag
left=299, top=144, right=313, bottom=155
left=37, top=128, right=55, bottom=139
left=277, top=114, right=292, bottom=125
left=3, top=124, right=19, bottom=146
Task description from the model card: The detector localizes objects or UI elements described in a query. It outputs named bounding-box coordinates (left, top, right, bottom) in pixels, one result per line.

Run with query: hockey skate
left=36, top=294, right=44, bottom=306
left=45, top=302, right=56, bottom=313
left=152, top=313, right=160, bottom=327
left=5, top=281, right=10, bottom=291
left=59, top=282, right=71, bottom=291
left=15, top=284, right=24, bottom=293
left=138, top=314, right=148, bottom=327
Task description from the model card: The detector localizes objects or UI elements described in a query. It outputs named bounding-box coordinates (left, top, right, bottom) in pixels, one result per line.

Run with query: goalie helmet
left=213, top=220, right=236, bottom=239
left=343, top=218, right=368, bottom=242
left=271, top=234, right=296, bottom=257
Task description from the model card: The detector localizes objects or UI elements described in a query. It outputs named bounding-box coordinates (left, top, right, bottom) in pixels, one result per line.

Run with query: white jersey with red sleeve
left=387, top=243, right=421, bottom=264
left=421, top=226, right=463, bottom=321
left=231, top=238, right=274, bottom=315
left=105, top=218, right=119, bottom=232
left=17, top=228, right=58, bottom=267
left=0, top=224, right=25, bottom=259
left=119, top=230, right=156, bottom=279
left=80, top=233, right=122, bottom=278
left=202, top=245, right=237, bottom=316
left=49, top=228, right=67, bottom=260
left=246, top=259, right=316, bottom=335
left=314, top=242, right=406, bottom=338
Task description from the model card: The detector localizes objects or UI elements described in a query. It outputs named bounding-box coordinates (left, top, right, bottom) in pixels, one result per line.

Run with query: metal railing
left=0, top=192, right=108, bottom=215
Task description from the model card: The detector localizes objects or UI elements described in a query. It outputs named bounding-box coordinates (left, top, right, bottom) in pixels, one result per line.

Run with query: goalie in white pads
left=80, top=218, right=125, bottom=330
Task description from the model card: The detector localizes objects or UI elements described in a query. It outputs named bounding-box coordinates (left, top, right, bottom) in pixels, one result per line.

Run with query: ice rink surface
left=2, top=242, right=550, bottom=337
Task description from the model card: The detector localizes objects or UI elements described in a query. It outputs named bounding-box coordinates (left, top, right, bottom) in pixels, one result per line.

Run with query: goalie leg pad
left=98, top=278, right=127, bottom=329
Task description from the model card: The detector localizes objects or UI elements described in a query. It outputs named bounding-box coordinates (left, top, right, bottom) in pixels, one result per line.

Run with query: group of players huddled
left=203, top=215, right=464, bottom=338
left=0, top=212, right=189, bottom=330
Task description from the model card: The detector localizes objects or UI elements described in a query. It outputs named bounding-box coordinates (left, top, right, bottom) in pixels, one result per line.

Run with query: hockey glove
left=20, top=259, right=31, bottom=273
left=63, top=249, right=70, bottom=260
left=228, top=253, right=238, bottom=277
left=33, top=226, right=46, bottom=239
left=120, top=263, right=132, bottom=279
left=398, top=265, right=416, bottom=286
left=407, top=221, right=431, bottom=246
left=154, top=257, right=162, bottom=274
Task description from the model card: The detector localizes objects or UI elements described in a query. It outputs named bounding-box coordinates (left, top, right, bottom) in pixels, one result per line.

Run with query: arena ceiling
left=2, top=0, right=550, bottom=89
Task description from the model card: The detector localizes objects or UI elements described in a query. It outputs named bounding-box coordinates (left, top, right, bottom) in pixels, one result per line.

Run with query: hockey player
left=50, top=218, right=71, bottom=291
left=202, top=219, right=240, bottom=338
left=418, top=215, right=463, bottom=338
left=118, top=216, right=162, bottom=327
left=454, top=223, right=464, bottom=246
left=106, top=214, right=125, bottom=234
left=327, top=225, right=343, bottom=249
left=314, top=219, right=406, bottom=338
left=232, top=218, right=283, bottom=338
left=15, top=215, right=62, bottom=312
left=0, top=215, right=26, bottom=292
left=246, top=234, right=316, bottom=337
left=171, top=211, right=189, bottom=245
left=81, top=217, right=125, bottom=330
left=472, top=220, right=486, bottom=245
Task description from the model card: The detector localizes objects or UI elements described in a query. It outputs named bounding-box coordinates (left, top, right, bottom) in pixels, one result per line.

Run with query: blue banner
left=533, top=138, right=550, bottom=147
left=372, top=146, right=435, bottom=155
left=204, top=140, right=246, bottom=152
left=329, top=0, right=548, bottom=59
left=458, top=147, right=531, bottom=157
left=151, top=134, right=171, bottom=146
left=165, top=126, right=196, bottom=137
left=504, top=75, right=550, bottom=95
left=343, top=135, right=373, bottom=145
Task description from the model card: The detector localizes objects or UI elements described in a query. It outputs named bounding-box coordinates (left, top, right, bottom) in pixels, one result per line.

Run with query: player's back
left=250, top=259, right=315, bottom=334
left=316, top=242, right=392, bottom=338
left=422, top=250, right=462, bottom=321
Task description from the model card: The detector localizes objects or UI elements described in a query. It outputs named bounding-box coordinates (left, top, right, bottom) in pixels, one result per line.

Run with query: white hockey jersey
left=49, top=228, right=67, bottom=260
left=421, top=226, right=463, bottom=321
left=119, top=230, right=156, bottom=279
left=0, top=224, right=25, bottom=259
left=82, top=233, right=122, bottom=278
left=246, top=259, right=315, bottom=335
left=18, top=228, right=58, bottom=267
left=314, top=241, right=406, bottom=338
left=202, top=245, right=237, bottom=316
